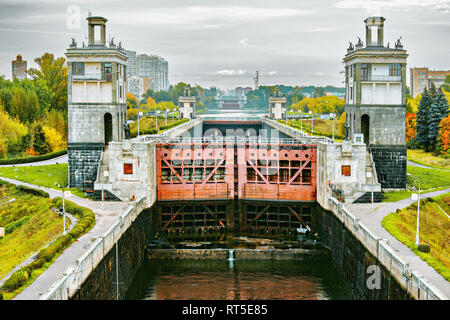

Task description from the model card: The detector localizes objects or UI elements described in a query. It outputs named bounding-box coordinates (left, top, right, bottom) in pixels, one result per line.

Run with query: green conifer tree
left=415, top=87, right=432, bottom=151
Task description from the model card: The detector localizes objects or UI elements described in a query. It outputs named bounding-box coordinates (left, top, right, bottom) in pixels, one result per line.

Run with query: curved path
left=0, top=176, right=131, bottom=300
left=0, top=154, right=68, bottom=168
left=407, top=160, right=450, bottom=171
left=0, top=213, right=78, bottom=288
left=346, top=187, right=450, bottom=299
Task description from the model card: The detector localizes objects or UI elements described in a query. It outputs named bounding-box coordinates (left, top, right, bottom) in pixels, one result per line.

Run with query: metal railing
left=361, top=75, right=401, bottom=82
left=152, top=136, right=305, bottom=145
left=327, top=197, right=446, bottom=300
left=40, top=194, right=151, bottom=300
left=72, top=72, right=112, bottom=81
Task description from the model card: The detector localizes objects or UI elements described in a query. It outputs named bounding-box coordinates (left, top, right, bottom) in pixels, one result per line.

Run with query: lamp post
left=309, top=111, right=313, bottom=134
left=155, top=109, right=158, bottom=132
left=137, top=105, right=140, bottom=138
left=407, top=173, right=421, bottom=245
left=331, top=113, right=335, bottom=141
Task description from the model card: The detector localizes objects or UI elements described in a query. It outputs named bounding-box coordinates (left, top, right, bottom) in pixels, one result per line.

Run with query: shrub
left=5, top=216, right=30, bottom=234
left=14, top=185, right=49, bottom=198
left=0, top=149, right=67, bottom=165
left=2, top=270, right=29, bottom=292
left=37, top=248, right=53, bottom=262
left=418, top=243, right=431, bottom=253
left=0, top=197, right=95, bottom=294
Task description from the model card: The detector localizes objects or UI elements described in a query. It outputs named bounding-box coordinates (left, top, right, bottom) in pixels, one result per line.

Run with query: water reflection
left=125, top=259, right=352, bottom=300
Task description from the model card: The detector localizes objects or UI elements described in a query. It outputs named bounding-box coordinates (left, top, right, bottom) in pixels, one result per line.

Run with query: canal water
left=125, top=232, right=352, bottom=300
left=125, top=258, right=351, bottom=300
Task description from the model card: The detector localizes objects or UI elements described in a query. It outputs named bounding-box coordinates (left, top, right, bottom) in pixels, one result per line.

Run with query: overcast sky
left=0, top=0, right=448, bottom=89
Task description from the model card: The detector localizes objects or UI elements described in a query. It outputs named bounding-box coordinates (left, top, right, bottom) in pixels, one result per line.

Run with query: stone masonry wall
left=71, top=207, right=156, bottom=300
left=68, top=143, right=104, bottom=189
left=371, top=145, right=406, bottom=189
left=316, top=206, right=411, bottom=300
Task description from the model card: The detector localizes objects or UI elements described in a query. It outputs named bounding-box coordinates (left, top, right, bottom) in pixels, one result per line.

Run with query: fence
left=327, top=197, right=446, bottom=300
left=40, top=194, right=150, bottom=300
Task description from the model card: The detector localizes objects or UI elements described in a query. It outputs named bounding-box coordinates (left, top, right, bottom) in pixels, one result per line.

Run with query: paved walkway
left=0, top=177, right=131, bottom=300
left=346, top=187, right=450, bottom=298
left=407, top=160, right=450, bottom=171
left=0, top=154, right=68, bottom=168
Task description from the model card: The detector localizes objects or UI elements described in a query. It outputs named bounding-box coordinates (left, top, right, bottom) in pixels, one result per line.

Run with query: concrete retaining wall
left=147, top=248, right=327, bottom=260
left=318, top=197, right=445, bottom=300
left=40, top=195, right=154, bottom=300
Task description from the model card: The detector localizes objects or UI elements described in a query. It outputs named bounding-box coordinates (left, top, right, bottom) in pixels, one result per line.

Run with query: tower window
left=389, top=64, right=401, bottom=76
left=72, top=62, right=84, bottom=75
left=361, top=64, right=368, bottom=81
left=102, top=62, right=112, bottom=81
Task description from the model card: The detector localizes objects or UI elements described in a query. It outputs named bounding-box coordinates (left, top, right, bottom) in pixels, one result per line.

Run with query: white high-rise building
left=125, top=50, right=168, bottom=94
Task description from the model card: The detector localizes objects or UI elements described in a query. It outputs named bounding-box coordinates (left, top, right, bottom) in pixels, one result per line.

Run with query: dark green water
left=125, top=257, right=352, bottom=300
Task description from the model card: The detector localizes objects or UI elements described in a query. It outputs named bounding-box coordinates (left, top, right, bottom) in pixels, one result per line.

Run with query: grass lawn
left=0, top=164, right=86, bottom=198
left=281, top=119, right=345, bottom=140
left=0, top=184, right=69, bottom=280
left=130, top=116, right=187, bottom=137
left=407, top=149, right=450, bottom=170
left=382, top=166, right=450, bottom=202
left=382, top=193, right=450, bottom=281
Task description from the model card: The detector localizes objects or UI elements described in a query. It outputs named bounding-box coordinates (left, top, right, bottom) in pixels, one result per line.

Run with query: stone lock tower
left=268, top=90, right=287, bottom=120
left=178, top=89, right=196, bottom=119
left=344, top=17, right=408, bottom=189
left=66, top=16, right=127, bottom=189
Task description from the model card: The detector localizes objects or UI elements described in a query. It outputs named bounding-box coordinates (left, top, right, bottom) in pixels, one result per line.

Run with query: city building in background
left=125, top=50, right=168, bottom=97
left=410, top=67, right=450, bottom=98
left=12, top=54, right=27, bottom=80
left=127, top=75, right=143, bottom=101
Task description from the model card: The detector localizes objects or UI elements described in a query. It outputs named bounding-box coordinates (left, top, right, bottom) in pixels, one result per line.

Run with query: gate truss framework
left=157, top=200, right=315, bottom=234
left=156, top=141, right=317, bottom=202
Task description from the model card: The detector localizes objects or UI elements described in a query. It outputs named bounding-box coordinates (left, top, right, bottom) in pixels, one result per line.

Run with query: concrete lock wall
left=95, top=140, right=157, bottom=201
left=70, top=206, right=157, bottom=300
left=319, top=197, right=445, bottom=300
left=40, top=196, right=154, bottom=300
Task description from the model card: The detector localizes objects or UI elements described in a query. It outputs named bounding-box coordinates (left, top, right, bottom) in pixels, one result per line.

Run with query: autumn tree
left=27, top=53, right=67, bottom=113
left=405, top=113, right=417, bottom=142
left=436, top=115, right=450, bottom=155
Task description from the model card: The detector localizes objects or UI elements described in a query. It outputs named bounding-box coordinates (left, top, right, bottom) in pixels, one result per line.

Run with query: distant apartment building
left=410, top=67, right=450, bottom=97
left=124, top=50, right=168, bottom=97
left=12, top=54, right=27, bottom=80
left=127, top=76, right=143, bottom=101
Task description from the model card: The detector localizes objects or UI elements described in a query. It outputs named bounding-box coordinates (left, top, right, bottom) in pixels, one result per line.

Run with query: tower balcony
left=361, top=75, right=401, bottom=82
left=72, top=72, right=112, bottom=82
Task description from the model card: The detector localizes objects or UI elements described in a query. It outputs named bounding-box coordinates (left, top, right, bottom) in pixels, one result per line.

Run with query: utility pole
left=155, top=108, right=158, bottom=132
left=332, top=113, right=335, bottom=141
left=137, top=104, right=140, bottom=138
left=408, top=173, right=421, bottom=245
left=253, top=70, right=259, bottom=90
left=62, top=185, right=66, bottom=235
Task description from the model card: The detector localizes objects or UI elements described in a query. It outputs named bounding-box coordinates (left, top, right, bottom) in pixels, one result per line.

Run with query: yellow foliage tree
left=0, top=107, right=28, bottom=157
left=146, top=97, right=156, bottom=109
left=127, top=108, right=138, bottom=120
left=338, top=112, right=346, bottom=136
left=43, top=126, right=65, bottom=152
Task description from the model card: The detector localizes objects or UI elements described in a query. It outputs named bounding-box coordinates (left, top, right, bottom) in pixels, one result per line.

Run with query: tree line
left=409, top=82, right=449, bottom=156
left=0, top=53, right=67, bottom=158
